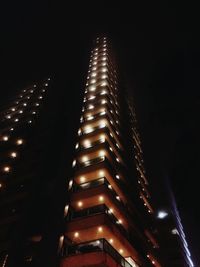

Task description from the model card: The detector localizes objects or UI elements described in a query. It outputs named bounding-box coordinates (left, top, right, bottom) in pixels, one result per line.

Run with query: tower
left=60, top=37, right=162, bottom=267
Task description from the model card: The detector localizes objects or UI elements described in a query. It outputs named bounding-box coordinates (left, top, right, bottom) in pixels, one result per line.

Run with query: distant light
left=98, top=227, right=103, bottom=232
left=80, top=176, right=85, bottom=183
left=74, top=232, right=79, bottom=238
left=99, top=196, right=104, bottom=201
left=119, top=249, right=123, bottom=254
left=16, top=139, right=24, bottom=145
left=10, top=152, right=17, bottom=158
left=2, top=136, right=9, bottom=141
left=3, top=166, right=10, bottom=173
left=157, top=210, right=168, bottom=219
left=78, top=201, right=83, bottom=207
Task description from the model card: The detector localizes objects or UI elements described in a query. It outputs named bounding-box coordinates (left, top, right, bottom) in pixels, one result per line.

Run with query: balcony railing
left=66, top=202, right=147, bottom=259
left=71, top=177, right=127, bottom=211
left=61, top=238, right=133, bottom=267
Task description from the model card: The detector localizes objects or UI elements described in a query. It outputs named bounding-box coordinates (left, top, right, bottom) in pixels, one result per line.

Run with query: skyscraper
left=0, top=36, right=194, bottom=267
left=59, top=36, right=163, bottom=267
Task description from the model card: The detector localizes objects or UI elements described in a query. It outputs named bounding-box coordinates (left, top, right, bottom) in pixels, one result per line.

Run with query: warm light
left=109, top=238, right=113, bottom=243
left=108, top=184, right=112, bottom=189
left=99, top=150, right=105, bottom=157
left=119, top=249, right=124, bottom=254
left=101, top=99, right=107, bottom=104
left=89, top=85, right=96, bottom=92
left=116, top=196, right=120, bottom=201
left=78, top=201, right=83, bottom=207
left=99, top=120, right=106, bottom=128
left=19, top=110, right=23, bottom=114
left=82, top=156, right=89, bottom=162
left=116, top=174, right=120, bottom=180
left=98, top=227, right=103, bottom=232
left=3, top=166, right=10, bottom=173
left=10, top=152, right=17, bottom=158
left=88, top=104, right=94, bottom=110
left=64, top=205, right=69, bottom=216
left=118, top=219, right=122, bottom=224
left=88, top=95, right=95, bottom=100
left=99, top=196, right=104, bottom=201
left=72, top=160, right=76, bottom=167
left=102, top=81, right=108, bottom=86
left=14, top=118, right=19, bottom=122
left=152, top=261, right=155, bottom=264
left=74, top=232, right=79, bottom=238
left=91, top=72, right=97, bottom=77
left=11, top=108, right=16, bottom=111
left=23, top=103, right=27, bottom=106
left=108, top=208, right=113, bottom=213
left=100, top=134, right=105, bottom=142
left=87, top=115, right=94, bottom=121
left=2, top=136, right=9, bottom=141
left=0, top=183, right=2, bottom=188
left=75, top=143, right=79, bottom=149
left=6, top=115, right=11, bottom=119
left=16, top=139, right=23, bottom=145
left=68, top=179, right=73, bottom=190
left=99, top=170, right=104, bottom=177
left=90, top=79, right=96, bottom=84
left=83, top=139, right=91, bottom=148
left=84, top=125, right=93, bottom=134
left=80, top=176, right=86, bottom=183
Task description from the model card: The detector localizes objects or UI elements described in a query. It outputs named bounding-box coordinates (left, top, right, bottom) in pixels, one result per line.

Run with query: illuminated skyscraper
left=59, top=37, right=163, bottom=267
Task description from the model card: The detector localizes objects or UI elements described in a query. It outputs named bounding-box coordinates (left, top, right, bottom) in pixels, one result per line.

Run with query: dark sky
left=1, top=1, right=199, bottom=265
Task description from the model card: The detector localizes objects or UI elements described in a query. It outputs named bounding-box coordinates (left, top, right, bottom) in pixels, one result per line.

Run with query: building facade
left=59, top=37, right=163, bottom=267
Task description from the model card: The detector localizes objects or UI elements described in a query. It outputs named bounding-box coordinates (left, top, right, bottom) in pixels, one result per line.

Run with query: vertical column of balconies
left=61, top=37, right=145, bottom=267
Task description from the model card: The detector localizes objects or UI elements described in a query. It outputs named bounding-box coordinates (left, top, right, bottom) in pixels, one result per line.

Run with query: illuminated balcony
left=77, top=141, right=124, bottom=168
left=74, top=166, right=128, bottom=209
left=61, top=238, right=139, bottom=267
left=80, top=118, right=123, bottom=149
left=64, top=206, right=142, bottom=264
left=70, top=178, right=129, bottom=230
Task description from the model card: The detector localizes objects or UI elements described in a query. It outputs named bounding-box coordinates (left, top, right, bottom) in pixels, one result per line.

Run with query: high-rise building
left=0, top=36, right=194, bottom=267
left=0, top=79, right=52, bottom=266
left=59, top=36, right=163, bottom=267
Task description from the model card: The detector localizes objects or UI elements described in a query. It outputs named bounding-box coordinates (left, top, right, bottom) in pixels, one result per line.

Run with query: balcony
left=77, top=141, right=124, bottom=168
left=64, top=205, right=143, bottom=263
left=78, top=126, right=123, bottom=152
left=60, top=238, right=139, bottom=267
left=70, top=177, right=128, bottom=227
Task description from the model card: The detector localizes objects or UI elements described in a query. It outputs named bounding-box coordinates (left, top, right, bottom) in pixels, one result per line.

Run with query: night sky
left=1, top=1, right=199, bottom=265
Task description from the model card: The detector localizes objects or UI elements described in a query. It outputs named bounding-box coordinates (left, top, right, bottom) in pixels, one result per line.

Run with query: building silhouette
left=0, top=36, right=194, bottom=267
